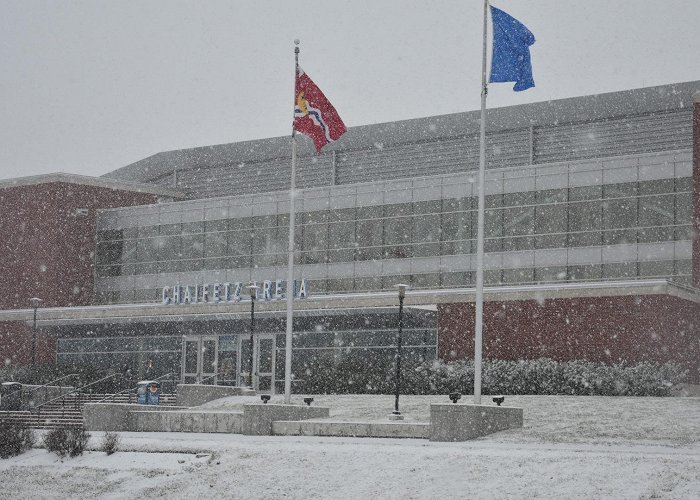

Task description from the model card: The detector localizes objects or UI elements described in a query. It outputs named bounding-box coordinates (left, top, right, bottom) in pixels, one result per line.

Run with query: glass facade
left=55, top=313, right=437, bottom=392
left=95, top=177, right=692, bottom=304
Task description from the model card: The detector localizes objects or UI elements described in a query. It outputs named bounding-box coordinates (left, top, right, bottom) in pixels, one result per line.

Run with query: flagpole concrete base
left=429, top=403, right=523, bottom=442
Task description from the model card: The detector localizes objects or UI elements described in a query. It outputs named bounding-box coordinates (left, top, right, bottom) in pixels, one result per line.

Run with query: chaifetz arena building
left=1, top=81, right=700, bottom=391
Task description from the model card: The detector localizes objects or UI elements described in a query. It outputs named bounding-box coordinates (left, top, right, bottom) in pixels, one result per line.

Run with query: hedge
left=293, top=358, right=687, bottom=396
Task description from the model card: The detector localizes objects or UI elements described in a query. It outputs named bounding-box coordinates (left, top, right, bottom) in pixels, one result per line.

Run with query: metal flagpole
left=284, top=39, right=300, bottom=404
left=474, top=0, right=489, bottom=405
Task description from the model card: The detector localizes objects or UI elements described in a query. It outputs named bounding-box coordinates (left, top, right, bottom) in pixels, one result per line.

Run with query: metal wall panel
left=151, top=155, right=334, bottom=199
left=533, top=110, right=692, bottom=164
left=144, top=109, right=691, bottom=199
left=335, top=128, right=530, bottom=185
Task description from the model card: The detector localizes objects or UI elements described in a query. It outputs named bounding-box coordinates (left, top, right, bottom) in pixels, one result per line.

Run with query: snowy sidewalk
left=1, top=433, right=699, bottom=499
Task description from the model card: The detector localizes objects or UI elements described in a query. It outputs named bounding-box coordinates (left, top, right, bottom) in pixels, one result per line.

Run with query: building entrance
left=238, top=334, right=276, bottom=393
left=254, top=335, right=276, bottom=393
left=181, top=336, right=218, bottom=384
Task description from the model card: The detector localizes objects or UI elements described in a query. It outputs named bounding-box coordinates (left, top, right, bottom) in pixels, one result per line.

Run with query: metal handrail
left=2, top=373, right=79, bottom=401
left=32, top=372, right=122, bottom=415
left=196, top=373, right=221, bottom=385
left=93, top=372, right=176, bottom=404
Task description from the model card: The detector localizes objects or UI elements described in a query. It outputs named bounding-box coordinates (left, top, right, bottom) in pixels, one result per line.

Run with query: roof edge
left=0, top=172, right=186, bottom=199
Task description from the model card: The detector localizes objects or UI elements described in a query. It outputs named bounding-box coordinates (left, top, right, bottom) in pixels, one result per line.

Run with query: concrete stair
left=0, top=393, right=177, bottom=429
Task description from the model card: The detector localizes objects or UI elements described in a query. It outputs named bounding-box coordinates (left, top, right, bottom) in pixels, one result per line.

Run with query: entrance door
left=254, top=335, right=276, bottom=393
left=181, top=336, right=218, bottom=384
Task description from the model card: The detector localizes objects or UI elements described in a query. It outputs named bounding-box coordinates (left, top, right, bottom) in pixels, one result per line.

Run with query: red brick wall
left=0, top=181, right=157, bottom=367
left=0, top=321, right=55, bottom=367
left=0, top=182, right=157, bottom=310
left=438, top=295, right=700, bottom=382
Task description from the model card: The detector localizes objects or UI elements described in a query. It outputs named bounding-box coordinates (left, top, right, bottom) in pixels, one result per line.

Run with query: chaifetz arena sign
left=161, top=279, right=309, bottom=305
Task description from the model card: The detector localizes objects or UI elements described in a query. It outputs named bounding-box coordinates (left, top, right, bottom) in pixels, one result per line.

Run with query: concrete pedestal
left=176, top=384, right=256, bottom=407
left=429, top=403, right=523, bottom=442
left=83, top=403, right=187, bottom=431
left=242, top=403, right=330, bottom=435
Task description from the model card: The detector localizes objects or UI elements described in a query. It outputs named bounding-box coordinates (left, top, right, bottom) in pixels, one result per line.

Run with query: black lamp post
left=392, top=284, right=408, bottom=419
left=29, top=297, right=43, bottom=369
left=246, top=284, right=259, bottom=389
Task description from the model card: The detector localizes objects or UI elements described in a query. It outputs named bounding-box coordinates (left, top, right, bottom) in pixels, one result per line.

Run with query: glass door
left=254, top=335, right=276, bottom=393
left=181, top=336, right=218, bottom=384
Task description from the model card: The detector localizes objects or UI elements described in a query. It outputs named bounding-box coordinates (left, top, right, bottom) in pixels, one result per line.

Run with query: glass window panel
left=328, top=210, right=355, bottom=263
left=602, top=262, right=637, bottom=279
left=441, top=272, right=471, bottom=287
left=568, top=264, right=602, bottom=281
left=412, top=213, right=441, bottom=256
left=356, top=206, right=383, bottom=261
left=136, top=238, right=159, bottom=263
left=638, top=193, right=675, bottom=243
left=96, top=240, right=123, bottom=266
left=121, top=239, right=138, bottom=263
left=413, top=200, right=441, bottom=215
left=534, top=190, right=567, bottom=249
left=252, top=227, right=278, bottom=267
left=569, top=185, right=602, bottom=202
left=205, top=219, right=229, bottom=232
left=230, top=217, right=253, bottom=231
left=441, top=198, right=473, bottom=255
left=535, top=266, right=567, bottom=282
left=181, top=234, right=204, bottom=259
left=603, top=183, right=638, bottom=245
left=159, top=223, right=181, bottom=235
left=568, top=200, right=602, bottom=247
left=327, top=278, right=355, bottom=293
left=97, top=229, right=123, bottom=242
left=412, top=273, right=440, bottom=289
left=157, top=236, right=181, bottom=265
left=182, top=222, right=204, bottom=234
left=384, top=209, right=412, bottom=259
left=675, top=259, right=691, bottom=281
left=484, top=269, right=502, bottom=284
left=354, top=276, right=383, bottom=292
left=501, top=268, right=533, bottom=284
left=301, top=211, right=328, bottom=264
left=484, top=194, right=503, bottom=252
left=639, top=260, right=674, bottom=278
left=503, top=192, right=535, bottom=251
left=139, top=225, right=159, bottom=238
left=639, top=179, right=674, bottom=195
left=122, top=227, right=138, bottom=239
left=675, top=192, right=692, bottom=240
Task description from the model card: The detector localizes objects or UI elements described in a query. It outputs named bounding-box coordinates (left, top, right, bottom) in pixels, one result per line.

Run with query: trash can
left=0, top=382, right=23, bottom=411
left=147, top=381, right=160, bottom=406
left=136, top=380, right=160, bottom=405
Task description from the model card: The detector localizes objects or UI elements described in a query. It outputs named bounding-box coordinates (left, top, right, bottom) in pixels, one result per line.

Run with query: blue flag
left=489, top=6, right=535, bottom=91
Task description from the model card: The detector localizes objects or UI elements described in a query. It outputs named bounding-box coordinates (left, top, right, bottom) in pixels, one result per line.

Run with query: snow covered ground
left=1, top=395, right=699, bottom=499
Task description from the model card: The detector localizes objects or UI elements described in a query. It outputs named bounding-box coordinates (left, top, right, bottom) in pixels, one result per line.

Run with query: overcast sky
left=1, top=0, right=699, bottom=181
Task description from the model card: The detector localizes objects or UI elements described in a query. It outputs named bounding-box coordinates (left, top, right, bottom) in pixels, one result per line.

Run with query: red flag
left=294, top=67, right=346, bottom=153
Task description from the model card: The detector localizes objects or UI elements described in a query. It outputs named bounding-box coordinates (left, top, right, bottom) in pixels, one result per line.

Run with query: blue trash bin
left=146, top=381, right=160, bottom=405
left=136, top=380, right=156, bottom=405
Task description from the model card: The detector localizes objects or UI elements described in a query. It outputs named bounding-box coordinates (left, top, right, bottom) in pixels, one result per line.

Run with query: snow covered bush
left=67, top=427, right=90, bottom=457
left=294, top=356, right=687, bottom=396
left=0, top=420, right=35, bottom=459
left=43, top=427, right=70, bottom=457
left=43, top=426, right=91, bottom=458
left=101, top=431, right=120, bottom=455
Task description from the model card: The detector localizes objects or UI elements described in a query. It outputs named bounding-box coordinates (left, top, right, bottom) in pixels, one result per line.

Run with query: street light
left=29, top=297, right=43, bottom=369
left=392, top=284, right=408, bottom=420
left=246, top=284, right=259, bottom=389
